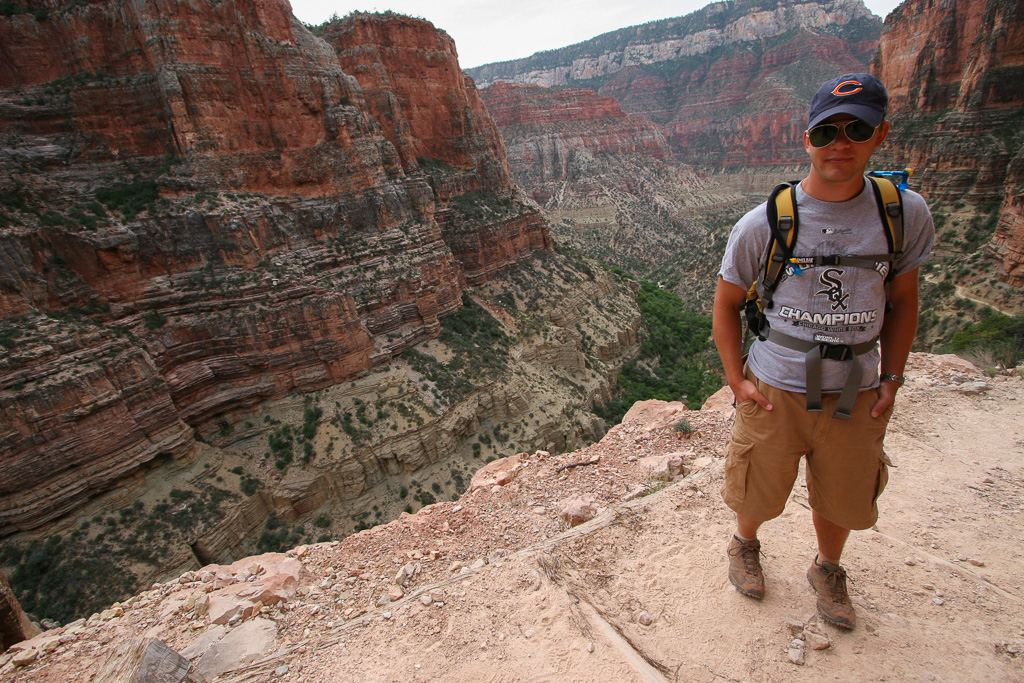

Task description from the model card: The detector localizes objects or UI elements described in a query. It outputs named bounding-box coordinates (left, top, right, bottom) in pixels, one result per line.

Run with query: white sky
left=288, top=0, right=904, bottom=69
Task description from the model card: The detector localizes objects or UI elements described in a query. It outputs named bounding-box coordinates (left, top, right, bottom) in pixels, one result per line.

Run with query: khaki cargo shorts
left=721, top=367, right=894, bottom=531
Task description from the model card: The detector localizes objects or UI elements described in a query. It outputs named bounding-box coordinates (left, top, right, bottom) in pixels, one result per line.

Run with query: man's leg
left=804, top=389, right=893, bottom=630
left=812, top=509, right=849, bottom=564
left=808, top=509, right=856, bottom=628
left=737, top=514, right=762, bottom=542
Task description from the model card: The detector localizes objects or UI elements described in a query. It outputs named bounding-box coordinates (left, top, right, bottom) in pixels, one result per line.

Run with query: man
left=712, top=73, right=934, bottom=629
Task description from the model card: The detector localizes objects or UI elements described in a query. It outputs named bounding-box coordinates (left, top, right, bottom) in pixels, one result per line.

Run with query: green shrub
left=256, top=512, right=301, bottom=553
left=595, top=280, right=720, bottom=425
left=947, top=313, right=1024, bottom=368
left=302, top=399, right=323, bottom=440
left=269, top=425, right=294, bottom=469
left=240, top=475, right=262, bottom=497
left=96, top=179, right=158, bottom=219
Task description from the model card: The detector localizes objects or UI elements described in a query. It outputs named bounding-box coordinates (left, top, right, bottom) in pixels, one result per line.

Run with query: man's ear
left=875, top=120, right=891, bottom=146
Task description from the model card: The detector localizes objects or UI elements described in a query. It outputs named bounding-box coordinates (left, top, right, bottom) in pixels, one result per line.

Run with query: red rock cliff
left=0, top=0, right=397, bottom=195
left=468, top=0, right=881, bottom=168
left=323, top=13, right=514, bottom=191
left=481, top=82, right=670, bottom=192
left=875, top=0, right=1024, bottom=287
left=0, top=3, right=550, bottom=536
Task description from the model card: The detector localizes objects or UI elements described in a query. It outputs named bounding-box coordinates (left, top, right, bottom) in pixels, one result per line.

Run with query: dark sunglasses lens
left=809, top=125, right=839, bottom=148
left=846, top=120, right=876, bottom=142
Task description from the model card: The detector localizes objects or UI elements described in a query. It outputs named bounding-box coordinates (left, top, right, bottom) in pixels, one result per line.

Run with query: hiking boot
left=727, top=535, right=764, bottom=599
left=807, top=557, right=856, bottom=629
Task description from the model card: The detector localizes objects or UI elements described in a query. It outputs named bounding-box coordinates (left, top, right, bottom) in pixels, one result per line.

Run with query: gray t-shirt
left=719, top=179, right=934, bottom=393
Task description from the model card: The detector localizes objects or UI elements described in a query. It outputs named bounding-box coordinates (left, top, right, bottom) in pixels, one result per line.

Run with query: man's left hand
left=871, top=380, right=900, bottom=418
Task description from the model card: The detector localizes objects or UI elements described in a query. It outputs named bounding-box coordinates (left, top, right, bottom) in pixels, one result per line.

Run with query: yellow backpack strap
left=763, top=181, right=799, bottom=294
left=867, top=175, right=904, bottom=280
left=745, top=181, right=800, bottom=341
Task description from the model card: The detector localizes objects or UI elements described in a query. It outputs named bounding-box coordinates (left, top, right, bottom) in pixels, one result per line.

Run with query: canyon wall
left=468, top=0, right=884, bottom=312
left=470, top=0, right=1024, bottom=312
left=468, top=0, right=880, bottom=168
left=874, top=0, right=1024, bottom=290
left=480, top=81, right=746, bottom=309
left=0, top=3, right=567, bottom=541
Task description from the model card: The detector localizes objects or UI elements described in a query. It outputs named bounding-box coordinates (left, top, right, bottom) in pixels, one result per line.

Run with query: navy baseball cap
left=807, top=73, right=888, bottom=129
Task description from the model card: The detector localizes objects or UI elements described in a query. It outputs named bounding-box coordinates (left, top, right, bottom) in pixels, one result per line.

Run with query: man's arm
left=871, top=266, right=921, bottom=418
left=712, top=276, right=772, bottom=410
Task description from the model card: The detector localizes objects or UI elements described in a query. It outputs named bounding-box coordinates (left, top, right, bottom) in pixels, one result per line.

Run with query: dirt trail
left=4, top=353, right=1023, bottom=682
left=288, top=354, right=1024, bottom=682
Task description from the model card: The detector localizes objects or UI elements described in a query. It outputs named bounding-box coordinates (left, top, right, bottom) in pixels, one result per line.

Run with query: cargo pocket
left=873, top=449, right=891, bottom=506
left=721, top=439, right=755, bottom=510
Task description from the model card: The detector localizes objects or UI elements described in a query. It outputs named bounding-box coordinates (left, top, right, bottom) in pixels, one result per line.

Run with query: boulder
left=639, top=452, right=688, bottom=480
left=0, top=569, right=40, bottom=653
left=555, top=496, right=598, bottom=527
left=182, top=619, right=277, bottom=679
left=469, top=454, right=525, bottom=491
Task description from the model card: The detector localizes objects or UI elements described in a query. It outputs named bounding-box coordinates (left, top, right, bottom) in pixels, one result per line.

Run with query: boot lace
left=823, top=564, right=849, bottom=602
left=729, top=540, right=762, bottom=574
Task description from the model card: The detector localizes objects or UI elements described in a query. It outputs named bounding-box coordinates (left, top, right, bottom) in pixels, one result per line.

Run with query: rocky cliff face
left=480, top=81, right=746, bottom=308
left=482, top=82, right=670, bottom=191
left=996, top=159, right=1024, bottom=288
left=470, top=0, right=1024, bottom=316
left=468, top=0, right=884, bottom=313
left=0, top=0, right=624, bottom=590
left=323, top=13, right=514, bottom=191
left=468, top=0, right=881, bottom=168
left=874, top=0, right=1024, bottom=293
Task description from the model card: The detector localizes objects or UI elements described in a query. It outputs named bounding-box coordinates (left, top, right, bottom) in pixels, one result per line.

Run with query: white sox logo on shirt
left=816, top=268, right=849, bottom=311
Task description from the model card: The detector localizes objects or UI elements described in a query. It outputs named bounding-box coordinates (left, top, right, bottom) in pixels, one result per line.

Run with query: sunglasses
left=807, top=119, right=877, bottom=148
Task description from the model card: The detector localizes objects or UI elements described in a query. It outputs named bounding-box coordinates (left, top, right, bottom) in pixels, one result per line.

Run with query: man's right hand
left=713, top=277, right=774, bottom=412
left=731, top=378, right=773, bottom=411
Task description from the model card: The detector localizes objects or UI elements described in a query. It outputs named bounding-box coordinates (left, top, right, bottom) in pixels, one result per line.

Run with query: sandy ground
left=4, top=353, right=1023, bottom=682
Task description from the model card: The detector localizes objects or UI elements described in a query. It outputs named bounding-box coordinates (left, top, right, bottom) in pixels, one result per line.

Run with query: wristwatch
left=880, top=373, right=906, bottom=385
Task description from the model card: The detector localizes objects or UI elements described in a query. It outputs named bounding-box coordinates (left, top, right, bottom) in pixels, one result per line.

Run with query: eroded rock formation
left=479, top=81, right=745, bottom=308
left=0, top=3, right=566, bottom=543
left=874, top=0, right=1024, bottom=289
left=468, top=0, right=880, bottom=168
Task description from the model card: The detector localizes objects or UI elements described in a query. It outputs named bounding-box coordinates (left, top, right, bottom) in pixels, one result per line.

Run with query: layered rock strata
left=186, top=252, right=641, bottom=567
left=480, top=81, right=745, bottom=308
left=468, top=0, right=881, bottom=168
left=874, top=0, right=1024, bottom=289
left=0, top=3, right=555, bottom=539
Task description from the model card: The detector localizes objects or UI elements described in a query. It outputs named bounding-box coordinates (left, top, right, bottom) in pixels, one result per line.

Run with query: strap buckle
left=819, top=343, right=853, bottom=361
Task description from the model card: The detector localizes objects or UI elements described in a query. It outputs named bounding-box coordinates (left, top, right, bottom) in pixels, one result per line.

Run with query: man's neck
left=801, top=173, right=866, bottom=202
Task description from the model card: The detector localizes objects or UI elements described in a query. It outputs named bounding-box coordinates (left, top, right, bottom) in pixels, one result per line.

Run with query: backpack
left=742, top=174, right=905, bottom=419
